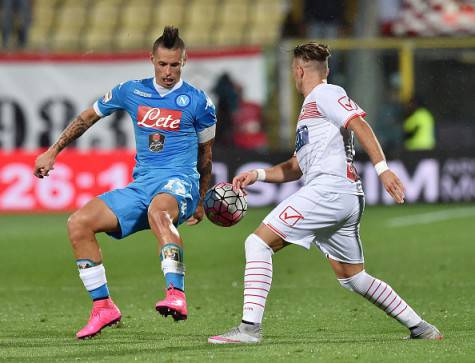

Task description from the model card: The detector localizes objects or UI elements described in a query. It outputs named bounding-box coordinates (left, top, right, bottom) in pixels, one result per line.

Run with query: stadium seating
left=25, top=0, right=287, bottom=51
left=212, top=0, right=249, bottom=46
left=83, top=0, right=123, bottom=51
left=181, top=0, right=218, bottom=47
left=28, top=0, right=60, bottom=50
left=246, top=0, right=285, bottom=45
left=148, top=0, right=187, bottom=46
left=116, top=0, right=153, bottom=50
left=51, top=0, right=88, bottom=51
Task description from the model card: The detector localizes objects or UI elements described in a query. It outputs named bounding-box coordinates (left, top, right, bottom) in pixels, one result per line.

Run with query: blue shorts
left=98, top=171, right=200, bottom=239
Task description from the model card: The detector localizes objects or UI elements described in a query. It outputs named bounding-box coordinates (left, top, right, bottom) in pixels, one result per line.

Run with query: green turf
left=1, top=204, right=474, bottom=362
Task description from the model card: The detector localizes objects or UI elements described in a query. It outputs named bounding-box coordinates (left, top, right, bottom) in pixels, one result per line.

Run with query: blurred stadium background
left=1, top=0, right=474, bottom=210
left=1, top=0, right=474, bottom=361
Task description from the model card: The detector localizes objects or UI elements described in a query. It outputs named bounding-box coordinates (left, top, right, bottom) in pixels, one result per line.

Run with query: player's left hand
left=187, top=204, right=204, bottom=225
left=380, top=170, right=405, bottom=204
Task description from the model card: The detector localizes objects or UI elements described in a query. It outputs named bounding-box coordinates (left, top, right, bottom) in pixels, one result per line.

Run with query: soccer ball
left=203, top=182, right=247, bottom=227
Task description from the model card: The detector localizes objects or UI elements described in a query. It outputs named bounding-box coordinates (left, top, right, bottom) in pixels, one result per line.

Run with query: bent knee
left=67, top=212, right=95, bottom=240
left=337, top=270, right=368, bottom=292
left=148, top=209, right=174, bottom=227
left=245, top=234, right=274, bottom=254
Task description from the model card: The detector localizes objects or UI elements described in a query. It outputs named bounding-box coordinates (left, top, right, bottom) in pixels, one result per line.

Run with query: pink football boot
left=76, top=298, right=121, bottom=339
left=155, top=287, right=188, bottom=321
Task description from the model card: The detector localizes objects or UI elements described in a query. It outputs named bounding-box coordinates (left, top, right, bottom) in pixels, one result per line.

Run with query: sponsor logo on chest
left=137, top=106, right=182, bottom=131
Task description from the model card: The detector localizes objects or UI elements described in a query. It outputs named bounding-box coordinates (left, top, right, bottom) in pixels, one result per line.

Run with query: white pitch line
left=386, top=206, right=475, bottom=227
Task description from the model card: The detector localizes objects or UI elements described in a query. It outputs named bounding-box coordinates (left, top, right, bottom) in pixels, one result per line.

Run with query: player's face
left=151, top=47, right=186, bottom=89
left=292, top=58, right=304, bottom=94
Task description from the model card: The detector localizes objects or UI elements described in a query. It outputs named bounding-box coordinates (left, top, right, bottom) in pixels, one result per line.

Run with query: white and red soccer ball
left=204, top=182, right=247, bottom=227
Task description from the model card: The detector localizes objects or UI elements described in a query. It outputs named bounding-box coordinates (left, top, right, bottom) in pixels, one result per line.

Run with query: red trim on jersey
left=0, top=47, right=262, bottom=63
left=298, top=101, right=324, bottom=121
left=346, top=163, right=359, bottom=182
left=344, top=112, right=367, bottom=128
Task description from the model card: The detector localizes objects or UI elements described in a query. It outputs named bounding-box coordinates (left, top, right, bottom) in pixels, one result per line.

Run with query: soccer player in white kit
left=208, top=43, right=442, bottom=344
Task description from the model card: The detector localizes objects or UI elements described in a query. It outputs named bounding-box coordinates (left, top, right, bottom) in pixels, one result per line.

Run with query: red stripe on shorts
left=264, top=223, right=287, bottom=239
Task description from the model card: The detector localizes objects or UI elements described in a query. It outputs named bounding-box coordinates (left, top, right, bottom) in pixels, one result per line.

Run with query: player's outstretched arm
left=187, top=138, right=214, bottom=225
left=33, top=107, right=101, bottom=178
left=233, top=155, right=303, bottom=190
left=347, top=116, right=405, bottom=204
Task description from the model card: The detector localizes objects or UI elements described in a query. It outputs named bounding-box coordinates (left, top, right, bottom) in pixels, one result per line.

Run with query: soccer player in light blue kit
left=33, top=27, right=216, bottom=339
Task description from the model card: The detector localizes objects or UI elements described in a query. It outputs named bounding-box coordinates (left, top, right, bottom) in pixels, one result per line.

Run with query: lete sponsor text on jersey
left=137, top=106, right=182, bottom=131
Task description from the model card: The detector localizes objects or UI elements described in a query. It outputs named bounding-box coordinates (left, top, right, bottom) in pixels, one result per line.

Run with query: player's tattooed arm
left=197, top=138, right=214, bottom=200
left=51, top=108, right=101, bottom=154
left=33, top=107, right=101, bottom=178
left=187, top=139, right=214, bottom=225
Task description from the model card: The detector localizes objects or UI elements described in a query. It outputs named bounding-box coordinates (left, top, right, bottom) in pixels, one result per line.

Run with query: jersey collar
left=153, top=78, right=183, bottom=97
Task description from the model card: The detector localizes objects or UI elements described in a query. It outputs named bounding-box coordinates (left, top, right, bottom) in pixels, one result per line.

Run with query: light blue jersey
left=94, top=78, right=216, bottom=238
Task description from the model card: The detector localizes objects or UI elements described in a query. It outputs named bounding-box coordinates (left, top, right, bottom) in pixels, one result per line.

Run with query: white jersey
left=295, top=82, right=365, bottom=195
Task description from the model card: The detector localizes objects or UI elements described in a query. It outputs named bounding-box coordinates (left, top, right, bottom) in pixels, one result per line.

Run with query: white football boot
left=407, top=320, right=443, bottom=340
left=208, top=323, right=262, bottom=344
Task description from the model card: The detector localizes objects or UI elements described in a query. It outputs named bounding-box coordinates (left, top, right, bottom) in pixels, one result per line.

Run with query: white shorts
left=262, top=185, right=365, bottom=264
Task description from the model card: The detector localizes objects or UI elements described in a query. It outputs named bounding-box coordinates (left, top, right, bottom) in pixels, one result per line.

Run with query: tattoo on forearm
left=52, top=115, right=96, bottom=152
left=197, top=142, right=213, bottom=200
left=198, top=159, right=212, bottom=199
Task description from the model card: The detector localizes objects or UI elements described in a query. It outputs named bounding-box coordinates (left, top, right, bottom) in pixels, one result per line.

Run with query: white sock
left=78, top=264, right=107, bottom=291
left=242, top=234, right=274, bottom=325
left=338, top=270, right=422, bottom=328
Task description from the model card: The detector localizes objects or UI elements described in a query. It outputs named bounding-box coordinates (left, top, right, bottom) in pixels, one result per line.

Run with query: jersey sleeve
left=194, top=90, right=217, bottom=143
left=93, top=82, right=127, bottom=118
left=315, top=86, right=366, bottom=129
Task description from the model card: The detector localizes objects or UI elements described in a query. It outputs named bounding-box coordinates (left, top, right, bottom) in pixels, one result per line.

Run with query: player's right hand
left=33, top=149, right=57, bottom=178
left=380, top=170, right=405, bottom=204
left=232, top=170, right=258, bottom=190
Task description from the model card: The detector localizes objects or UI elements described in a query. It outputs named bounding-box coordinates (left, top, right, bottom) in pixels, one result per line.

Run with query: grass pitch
left=0, top=204, right=474, bottom=362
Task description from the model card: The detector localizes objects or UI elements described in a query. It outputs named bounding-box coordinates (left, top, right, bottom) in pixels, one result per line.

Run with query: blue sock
left=89, top=284, right=110, bottom=301
left=165, top=272, right=184, bottom=291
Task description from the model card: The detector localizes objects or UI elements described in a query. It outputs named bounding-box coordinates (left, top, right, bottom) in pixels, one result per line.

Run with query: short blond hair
left=293, top=43, right=330, bottom=62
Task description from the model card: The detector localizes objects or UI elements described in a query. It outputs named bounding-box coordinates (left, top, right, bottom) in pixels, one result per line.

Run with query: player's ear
left=150, top=52, right=154, bottom=63
left=182, top=51, right=187, bottom=67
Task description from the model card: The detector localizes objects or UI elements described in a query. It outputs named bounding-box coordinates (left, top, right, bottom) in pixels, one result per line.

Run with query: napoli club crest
left=175, top=94, right=190, bottom=107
